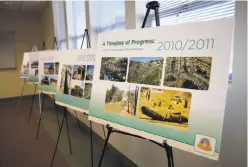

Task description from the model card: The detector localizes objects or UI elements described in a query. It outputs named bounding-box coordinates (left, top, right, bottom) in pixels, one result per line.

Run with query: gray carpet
left=0, top=95, right=137, bottom=167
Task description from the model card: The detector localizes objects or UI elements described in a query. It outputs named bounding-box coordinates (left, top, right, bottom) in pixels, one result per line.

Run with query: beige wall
left=0, top=2, right=55, bottom=99
left=0, top=10, right=43, bottom=98
left=41, top=2, right=55, bottom=50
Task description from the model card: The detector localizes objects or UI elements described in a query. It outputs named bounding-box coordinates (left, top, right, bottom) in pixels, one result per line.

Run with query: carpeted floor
left=0, top=95, right=137, bottom=167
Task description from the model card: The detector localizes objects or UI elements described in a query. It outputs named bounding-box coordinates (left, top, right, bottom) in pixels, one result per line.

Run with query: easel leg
left=102, top=125, right=109, bottom=150
left=27, top=85, right=37, bottom=123
left=65, top=108, right=73, bottom=155
left=36, top=93, right=46, bottom=139
left=16, top=79, right=26, bottom=114
left=163, top=143, right=174, bottom=167
left=50, top=107, right=67, bottom=167
left=74, top=110, right=82, bottom=131
left=90, top=121, right=94, bottom=167
left=53, top=95, right=60, bottom=130
left=98, top=126, right=113, bottom=167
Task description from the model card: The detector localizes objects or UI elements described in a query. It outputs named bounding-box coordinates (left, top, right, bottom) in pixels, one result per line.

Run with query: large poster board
left=20, top=52, right=30, bottom=78
left=38, top=51, right=61, bottom=95
left=56, top=49, right=96, bottom=114
left=28, top=52, right=39, bottom=84
left=89, top=19, right=234, bottom=160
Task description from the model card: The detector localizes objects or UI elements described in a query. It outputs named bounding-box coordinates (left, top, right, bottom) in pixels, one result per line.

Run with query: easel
left=16, top=44, right=39, bottom=115
left=27, top=43, right=45, bottom=123
left=36, top=37, right=61, bottom=139
left=97, top=1, right=174, bottom=167
left=50, top=29, right=91, bottom=167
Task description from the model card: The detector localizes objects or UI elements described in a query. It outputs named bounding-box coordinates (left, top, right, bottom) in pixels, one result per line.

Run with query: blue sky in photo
left=87, top=65, right=94, bottom=74
left=130, top=57, right=163, bottom=63
left=50, top=76, right=58, bottom=80
left=44, top=62, right=54, bottom=68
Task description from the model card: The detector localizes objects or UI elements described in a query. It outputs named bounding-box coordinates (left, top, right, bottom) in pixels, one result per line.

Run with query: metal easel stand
left=16, top=79, right=26, bottom=114
left=98, top=1, right=174, bottom=167
left=27, top=84, right=37, bottom=123
left=35, top=93, right=60, bottom=139
left=27, top=42, right=46, bottom=122
left=50, top=107, right=72, bottom=167
left=98, top=125, right=174, bottom=167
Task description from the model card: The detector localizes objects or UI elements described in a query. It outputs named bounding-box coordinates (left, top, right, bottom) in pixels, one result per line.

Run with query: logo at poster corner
left=194, top=134, right=216, bottom=156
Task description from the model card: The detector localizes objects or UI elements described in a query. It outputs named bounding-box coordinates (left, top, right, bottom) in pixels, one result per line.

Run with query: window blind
left=145, top=0, right=235, bottom=27
left=66, top=1, right=86, bottom=49
left=142, top=0, right=235, bottom=80
left=53, top=1, right=67, bottom=50
left=90, top=1, right=125, bottom=33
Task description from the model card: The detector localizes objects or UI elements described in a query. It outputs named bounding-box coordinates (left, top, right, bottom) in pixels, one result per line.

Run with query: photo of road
left=105, top=84, right=139, bottom=117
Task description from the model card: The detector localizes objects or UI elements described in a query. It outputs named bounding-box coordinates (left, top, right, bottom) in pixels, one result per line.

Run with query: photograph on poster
left=128, top=57, right=163, bottom=86
left=50, top=76, right=58, bottom=87
left=41, top=76, right=50, bottom=85
left=59, top=65, right=72, bottom=94
left=70, top=81, right=84, bottom=98
left=55, top=62, right=59, bottom=75
left=105, top=84, right=139, bottom=117
left=86, top=65, right=94, bottom=81
left=72, top=65, right=86, bottom=80
left=23, top=68, right=29, bottom=74
left=22, top=61, right=29, bottom=68
left=163, top=57, right=212, bottom=90
left=138, top=87, right=191, bottom=130
left=100, top=57, right=128, bottom=82
left=30, top=69, right=38, bottom=77
left=84, top=83, right=93, bottom=100
left=44, top=62, right=55, bottom=75
left=31, top=60, right=38, bottom=68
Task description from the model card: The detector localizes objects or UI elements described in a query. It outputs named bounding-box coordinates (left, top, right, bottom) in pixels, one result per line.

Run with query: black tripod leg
left=65, top=108, right=73, bottom=155
left=53, top=95, right=60, bottom=130
left=50, top=107, right=67, bottom=167
left=27, top=85, right=37, bottom=123
left=16, top=79, right=26, bottom=114
left=170, top=146, right=174, bottom=167
left=102, top=125, right=109, bottom=150
left=36, top=94, right=46, bottom=139
left=98, top=126, right=113, bottom=167
left=74, top=110, right=82, bottom=131
left=141, top=8, right=150, bottom=28
left=163, top=143, right=172, bottom=167
left=90, top=121, right=93, bottom=167
left=154, top=6, right=160, bottom=26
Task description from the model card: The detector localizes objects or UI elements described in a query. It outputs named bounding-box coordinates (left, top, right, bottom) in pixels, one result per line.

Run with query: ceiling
left=0, top=1, right=48, bottom=12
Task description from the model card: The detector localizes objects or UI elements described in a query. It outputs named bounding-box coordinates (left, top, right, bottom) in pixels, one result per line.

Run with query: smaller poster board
left=20, top=52, right=30, bottom=79
left=38, top=51, right=61, bottom=95
left=28, top=52, right=39, bottom=84
left=55, top=49, right=96, bottom=114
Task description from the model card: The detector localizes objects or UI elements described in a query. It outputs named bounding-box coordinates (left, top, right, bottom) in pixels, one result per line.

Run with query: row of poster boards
left=20, top=19, right=234, bottom=160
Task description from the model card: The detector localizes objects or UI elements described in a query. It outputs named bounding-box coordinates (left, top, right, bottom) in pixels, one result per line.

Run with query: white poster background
left=89, top=19, right=234, bottom=160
